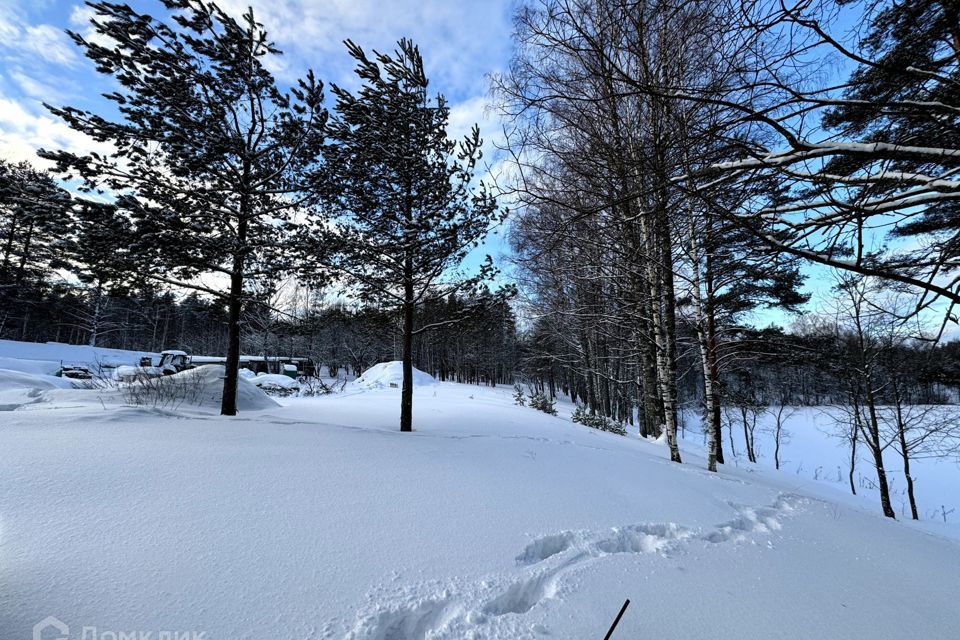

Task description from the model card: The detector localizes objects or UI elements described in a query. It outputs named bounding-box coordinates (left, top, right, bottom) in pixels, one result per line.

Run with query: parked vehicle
left=155, top=350, right=316, bottom=378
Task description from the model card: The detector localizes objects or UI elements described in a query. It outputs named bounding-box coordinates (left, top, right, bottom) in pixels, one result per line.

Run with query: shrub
left=571, top=404, right=627, bottom=436
left=513, top=384, right=526, bottom=406
left=528, top=391, right=557, bottom=415
left=121, top=368, right=204, bottom=409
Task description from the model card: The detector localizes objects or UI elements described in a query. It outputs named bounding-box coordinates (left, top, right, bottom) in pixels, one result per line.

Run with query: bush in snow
left=251, top=374, right=301, bottom=397
left=572, top=404, right=627, bottom=436
left=121, top=368, right=204, bottom=409
left=513, top=384, right=526, bottom=406
left=528, top=391, right=557, bottom=415
left=298, top=377, right=347, bottom=397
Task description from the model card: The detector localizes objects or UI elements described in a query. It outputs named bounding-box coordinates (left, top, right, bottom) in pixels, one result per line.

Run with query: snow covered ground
left=1, top=344, right=959, bottom=639
left=0, top=339, right=158, bottom=377
left=673, top=405, right=960, bottom=528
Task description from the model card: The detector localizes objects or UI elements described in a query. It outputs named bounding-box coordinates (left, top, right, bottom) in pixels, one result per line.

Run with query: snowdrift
left=0, top=368, right=75, bottom=411
left=152, top=365, right=279, bottom=411
left=250, top=373, right=300, bottom=390
left=353, top=360, right=436, bottom=389
left=0, top=368, right=74, bottom=391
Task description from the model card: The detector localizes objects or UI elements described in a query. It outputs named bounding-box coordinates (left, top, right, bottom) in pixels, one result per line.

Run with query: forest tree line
left=492, top=0, right=960, bottom=519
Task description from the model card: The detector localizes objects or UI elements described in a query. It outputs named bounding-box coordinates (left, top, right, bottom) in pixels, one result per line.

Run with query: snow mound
left=149, top=365, right=279, bottom=411
left=0, top=356, right=62, bottom=376
left=353, top=361, right=436, bottom=389
left=0, top=368, right=74, bottom=391
left=252, top=373, right=300, bottom=390
left=0, top=368, right=75, bottom=411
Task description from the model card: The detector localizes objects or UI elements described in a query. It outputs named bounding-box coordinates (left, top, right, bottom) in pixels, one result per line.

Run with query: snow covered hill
left=1, top=364, right=959, bottom=639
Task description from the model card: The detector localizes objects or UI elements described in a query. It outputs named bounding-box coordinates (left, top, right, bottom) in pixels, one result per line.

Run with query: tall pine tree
left=315, top=39, right=503, bottom=432
left=41, top=1, right=327, bottom=415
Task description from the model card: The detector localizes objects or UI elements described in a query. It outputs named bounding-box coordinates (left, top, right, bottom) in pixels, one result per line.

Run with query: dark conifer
left=314, top=38, right=504, bottom=431
left=41, top=0, right=327, bottom=414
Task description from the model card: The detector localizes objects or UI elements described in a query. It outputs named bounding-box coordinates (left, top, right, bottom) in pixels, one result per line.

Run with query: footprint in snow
left=344, top=493, right=804, bottom=640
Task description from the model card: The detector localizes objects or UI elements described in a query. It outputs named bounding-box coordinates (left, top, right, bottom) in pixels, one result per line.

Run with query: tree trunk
left=648, top=209, right=682, bottom=463
left=773, top=411, right=782, bottom=470
left=849, top=388, right=861, bottom=496
left=688, top=212, right=719, bottom=471
left=220, top=202, right=247, bottom=417
left=862, top=391, right=896, bottom=519
left=901, top=444, right=919, bottom=520
left=893, top=382, right=919, bottom=520
left=88, top=281, right=103, bottom=347
left=400, top=257, right=414, bottom=433
left=704, top=249, right=724, bottom=465
left=741, top=406, right=757, bottom=463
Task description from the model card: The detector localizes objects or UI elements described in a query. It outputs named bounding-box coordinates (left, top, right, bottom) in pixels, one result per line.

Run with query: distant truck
left=157, top=350, right=315, bottom=378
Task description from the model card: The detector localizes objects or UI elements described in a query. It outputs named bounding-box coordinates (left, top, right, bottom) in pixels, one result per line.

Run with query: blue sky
left=0, top=0, right=517, bottom=149
left=0, top=0, right=517, bottom=278
left=0, top=0, right=831, bottom=327
left=1, top=0, right=938, bottom=333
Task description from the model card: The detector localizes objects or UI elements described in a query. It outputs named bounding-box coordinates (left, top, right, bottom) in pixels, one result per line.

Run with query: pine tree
left=62, top=200, right=136, bottom=347
left=513, top=384, right=526, bottom=406
left=685, top=198, right=808, bottom=471
left=41, top=1, right=327, bottom=415
left=0, top=160, right=72, bottom=339
left=314, top=39, right=503, bottom=432
left=820, top=0, right=960, bottom=260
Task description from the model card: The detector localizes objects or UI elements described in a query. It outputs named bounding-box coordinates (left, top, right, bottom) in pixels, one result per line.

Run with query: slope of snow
left=0, top=368, right=75, bottom=391
left=1, top=380, right=958, bottom=640
left=353, top=361, right=436, bottom=389
left=0, top=368, right=76, bottom=411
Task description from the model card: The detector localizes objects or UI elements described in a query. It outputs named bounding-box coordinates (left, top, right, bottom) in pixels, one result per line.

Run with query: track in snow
left=343, top=493, right=804, bottom=640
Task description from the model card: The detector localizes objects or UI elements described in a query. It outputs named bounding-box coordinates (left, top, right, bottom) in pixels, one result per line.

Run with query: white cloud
left=0, top=14, right=78, bottom=67
left=22, top=23, right=79, bottom=66
left=216, top=0, right=513, bottom=99
left=8, top=67, right=67, bottom=102
left=0, top=91, right=110, bottom=170
left=448, top=95, right=493, bottom=141
left=68, top=4, right=95, bottom=26
left=68, top=3, right=118, bottom=49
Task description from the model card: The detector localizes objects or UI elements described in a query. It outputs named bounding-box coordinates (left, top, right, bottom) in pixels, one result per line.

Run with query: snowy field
left=673, top=405, right=960, bottom=528
left=1, top=343, right=959, bottom=639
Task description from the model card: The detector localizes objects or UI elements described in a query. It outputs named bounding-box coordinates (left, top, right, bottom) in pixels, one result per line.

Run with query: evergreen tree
left=0, top=160, right=72, bottom=338
left=314, top=39, right=503, bottom=432
left=684, top=199, right=808, bottom=470
left=820, top=0, right=960, bottom=264
left=41, top=1, right=327, bottom=415
left=62, top=200, right=136, bottom=346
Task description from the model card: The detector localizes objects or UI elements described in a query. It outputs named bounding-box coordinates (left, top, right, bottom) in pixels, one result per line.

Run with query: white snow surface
left=0, top=343, right=958, bottom=639
left=353, top=360, right=436, bottom=389
left=251, top=373, right=300, bottom=389
left=0, top=338, right=157, bottom=375
left=0, top=368, right=75, bottom=411
left=161, top=364, right=279, bottom=411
